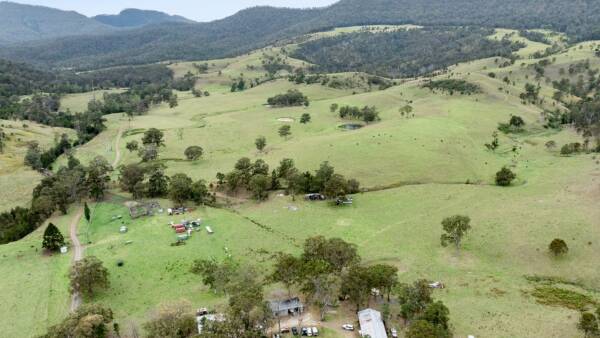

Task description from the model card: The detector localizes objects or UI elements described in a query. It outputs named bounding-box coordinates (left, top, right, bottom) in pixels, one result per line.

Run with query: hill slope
left=0, top=1, right=115, bottom=44
left=3, top=0, right=600, bottom=69
left=93, top=8, right=194, bottom=28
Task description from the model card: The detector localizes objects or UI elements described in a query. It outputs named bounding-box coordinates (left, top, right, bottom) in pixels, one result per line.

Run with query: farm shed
left=358, top=308, right=387, bottom=338
left=269, top=297, right=304, bottom=317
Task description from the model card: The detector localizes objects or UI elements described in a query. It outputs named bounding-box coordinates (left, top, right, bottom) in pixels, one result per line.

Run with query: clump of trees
left=579, top=310, right=600, bottom=337
left=118, top=163, right=213, bottom=206
left=267, top=89, right=309, bottom=107
left=300, top=113, right=311, bottom=124
left=561, top=142, right=584, bottom=155
left=2, top=155, right=112, bottom=244
left=423, top=79, right=481, bottom=95
left=339, top=105, right=380, bottom=123
left=520, top=83, right=541, bottom=104
left=217, top=158, right=360, bottom=202
left=191, top=257, right=272, bottom=336
left=41, top=304, right=116, bottom=338
left=495, top=167, right=517, bottom=186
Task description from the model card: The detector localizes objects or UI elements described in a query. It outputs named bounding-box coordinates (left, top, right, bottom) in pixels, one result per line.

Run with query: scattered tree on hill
left=499, top=115, right=526, bottom=133
left=69, top=256, right=109, bottom=297
left=42, top=304, right=115, bottom=338
left=168, top=173, right=193, bottom=206
left=579, top=312, right=599, bottom=338
left=191, top=257, right=239, bottom=294
left=440, top=215, right=472, bottom=252
left=400, top=105, right=413, bottom=117
left=278, top=125, right=292, bottom=140
left=138, top=144, right=159, bottom=162
left=86, top=156, right=113, bottom=201
left=549, top=238, right=569, bottom=257
left=495, top=167, right=517, bottom=186
left=42, top=223, right=65, bottom=252
left=330, top=103, right=339, bottom=113
left=300, top=113, right=311, bottom=124
left=255, top=136, right=267, bottom=152
left=184, top=146, right=203, bottom=161
left=84, top=202, right=91, bottom=223
left=485, top=131, right=500, bottom=151
left=143, top=301, right=197, bottom=338
left=142, top=128, right=165, bottom=147
left=126, top=140, right=139, bottom=152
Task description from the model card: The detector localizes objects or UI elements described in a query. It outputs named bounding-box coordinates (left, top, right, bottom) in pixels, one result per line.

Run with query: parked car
left=342, top=324, right=355, bottom=331
left=281, top=327, right=290, bottom=333
left=301, top=327, right=308, bottom=336
left=311, top=327, right=319, bottom=336
left=391, top=328, right=398, bottom=338
left=306, top=327, right=313, bottom=336
left=292, top=327, right=299, bottom=336
left=273, top=334, right=281, bottom=338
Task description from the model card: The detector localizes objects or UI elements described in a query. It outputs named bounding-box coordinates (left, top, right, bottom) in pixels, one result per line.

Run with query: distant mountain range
left=0, top=1, right=115, bottom=44
left=1, top=0, right=600, bottom=70
left=0, top=2, right=195, bottom=44
left=93, top=8, right=194, bottom=28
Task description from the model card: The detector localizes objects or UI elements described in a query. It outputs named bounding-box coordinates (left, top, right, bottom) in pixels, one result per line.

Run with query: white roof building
left=358, top=308, right=388, bottom=338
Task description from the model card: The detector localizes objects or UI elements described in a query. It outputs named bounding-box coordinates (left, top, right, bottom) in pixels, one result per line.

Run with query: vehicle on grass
left=391, top=328, right=398, bottom=337
left=292, top=327, right=299, bottom=336
left=342, top=324, right=354, bottom=331
left=311, top=327, right=319, bottom=336
left=281, top=327, right=290, bottom=333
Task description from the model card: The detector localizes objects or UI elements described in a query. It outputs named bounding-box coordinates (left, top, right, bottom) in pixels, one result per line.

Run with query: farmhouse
left=269, top=297, right=304, bottom=317
left=358, top=308, right=387, bottom=338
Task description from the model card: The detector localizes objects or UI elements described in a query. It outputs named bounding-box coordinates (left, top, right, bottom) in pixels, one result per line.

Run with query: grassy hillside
left=1, top=30, right=599, bottom=337
left=0, top=120, right=75, bottom=212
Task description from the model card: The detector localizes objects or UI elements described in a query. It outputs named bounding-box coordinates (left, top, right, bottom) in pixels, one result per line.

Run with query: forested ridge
left=292, top=27, right=523, bottom=78
left=3, top=0, right=600, bottom=70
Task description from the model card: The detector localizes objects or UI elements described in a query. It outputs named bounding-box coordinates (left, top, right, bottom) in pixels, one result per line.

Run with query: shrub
left=184, top=146, right=203, bottom=161
left=548, top=239, right=568, bottom=257
left=495, top=167, right=516, bottom=186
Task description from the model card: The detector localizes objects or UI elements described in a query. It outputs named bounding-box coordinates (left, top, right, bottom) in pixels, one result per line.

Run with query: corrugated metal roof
left=358, top=308, right=388, bottom=338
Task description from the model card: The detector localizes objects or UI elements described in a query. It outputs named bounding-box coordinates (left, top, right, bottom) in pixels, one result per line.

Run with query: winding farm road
left=69, top=127, right=123, bottom=312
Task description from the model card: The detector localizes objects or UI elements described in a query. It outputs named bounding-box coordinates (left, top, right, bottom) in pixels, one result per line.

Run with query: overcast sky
left=12, top=0, right=339, bottom=21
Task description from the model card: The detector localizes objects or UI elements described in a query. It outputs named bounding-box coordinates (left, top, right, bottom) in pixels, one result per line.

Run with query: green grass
left=61, top=89, right=126, bottom=113
left=0, top=120, right=76, bottom=212
left=0, top=209, right=75, bottom=337
left=2, top=27, right=600, bottom=338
